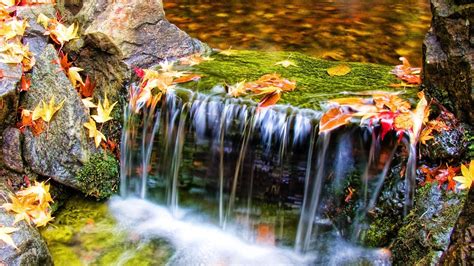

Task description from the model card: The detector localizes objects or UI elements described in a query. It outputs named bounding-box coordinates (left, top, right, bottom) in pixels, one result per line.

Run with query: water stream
left=114, top=87, right=415, bottom=264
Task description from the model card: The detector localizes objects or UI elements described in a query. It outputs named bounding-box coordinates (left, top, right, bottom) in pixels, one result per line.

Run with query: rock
left=0, top=63, right=21, bottom=132
left=390, top=183, right=469, bottom=265
left=420, top=123, right=471, bottom=161
left=84, top=0, right=207, bottom=68
left=0, top=185, right=52, bottom=265
left=422, top=0, right=474, bottom=125
left=16, top=4, right=56, bottom=57
left=2, top=128, right=24, bottom=173
left=21, top=44, right=92, bottom=189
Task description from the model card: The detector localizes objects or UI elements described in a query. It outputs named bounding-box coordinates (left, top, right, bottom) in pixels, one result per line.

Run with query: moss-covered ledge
left=76, top=152, right=119, bottom=200
left=178, top=50, right=417, bottom=110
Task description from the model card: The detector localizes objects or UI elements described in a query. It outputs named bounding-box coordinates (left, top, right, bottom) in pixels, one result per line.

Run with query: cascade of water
left=120, top=87, right=412, bottom=259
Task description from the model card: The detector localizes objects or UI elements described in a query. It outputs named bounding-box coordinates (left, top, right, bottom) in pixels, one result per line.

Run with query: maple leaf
left=37, top=13, right=51, bottom=28
left=0, top=226, right=18, bottom=249
left=78, top=75, right=95, bottom=97
left=48, top=22, right=79, bottom=46
left=158, top=59, right=175, bottom=72
left=55, top=52, right=72, bottom=72
left=172, top=74, right=202, bottom=84
left=390, top=57, right=421, bottom=85
left=0, top=18, right=29, bottom=40
left=275, top=60, right=297, bottom=68
left=67, top=66, right=84, bottom=88
left=29, top=208, right=53, bottom=227
left=258, top=92, right=281, bottom=110
left=453, top=160, right=473, bottom=190
left=83, top=118, right=106, bottom=147
left=81, top=97, right=97, bottom=109
left=20, top=74, right=30, bottom=92
left=16, top=181, right=53, bottom=205
left=91, top=94, right=117, bottom=123
left=219, top=48, right=237, bottom=56
left=327, top=64, right=351, bottom=76
left=32, top=96, right=65, bottom=122
left=227, top=81, right=247, bottom=97
left=2, top=195, right=32, bottom=225
left=18, top=109, right=45, bottom=136
left=319, top=107, right=353, bottom=134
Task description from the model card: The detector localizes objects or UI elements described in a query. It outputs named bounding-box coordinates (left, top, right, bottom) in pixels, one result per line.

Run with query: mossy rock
left=40, top=195, right=172, bottom=265
left=176, top=50, right=417, bottom=110
left=390, top=183, right=468, bottom=265
left=76, top=152, right=119, bottom=200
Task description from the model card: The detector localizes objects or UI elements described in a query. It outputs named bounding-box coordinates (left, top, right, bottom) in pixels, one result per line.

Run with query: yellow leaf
left=227, top=80, right=247, bottom=97
left=2, top=195, right=32, bottom=225
left=0, top=226, right=19, bottom=249
left=67, top=67, right=84, bottom=88
left=49, top=22, right=79, bottom=46
left=274, top=60, right=297, bottom=68
left=158, top=59, right=175, bottom=72
left=219, top=48, right=237, bottom=56
left=91, top=94, right=117, bottom=124
left=36, top=13, right=51, bottom=29
left=32, top=96, right=65, bottom=122
left=82, top=97, right=97, bottom=109
left=0, top=0, right=16, bottom=8
left=453, top=160, right=474, bottom=190
left=83, top=118, right=106, bottom=147
left=29, top=208, right=54, bottom=227
left=16, top=181, right=52, bottom=205
left=0, top=18, right=29, bottom=40
left=327, top=64, right=351, bottom=76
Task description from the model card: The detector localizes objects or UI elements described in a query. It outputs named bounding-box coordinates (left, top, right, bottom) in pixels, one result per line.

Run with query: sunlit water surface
left=165, top=0, right=431, bottom=65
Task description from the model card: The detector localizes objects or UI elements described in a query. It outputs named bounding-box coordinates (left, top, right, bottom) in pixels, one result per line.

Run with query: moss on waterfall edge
left=40, top=195, right=172, bottom=265
left=178, top=50, right=417, bottom=110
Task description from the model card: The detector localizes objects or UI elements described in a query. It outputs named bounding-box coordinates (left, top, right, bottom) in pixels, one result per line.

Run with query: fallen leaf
left=227, top=80, right=247, bottom=97
left=258, top=92, right=281, bottom=109
left=20, top=74, right=30, bottom=92
left=453, top=160, right=473, bottom=190
left=83, top=118, right=106, bottom=147
left=172, top=74, right=202, bottom=84
left=91, top=94, right=117, bottom=124
left=275, top=60, right=297, bottom=68
left=32, top=96, right=65, bottom=122
left=78, top=75, right=95, bottom=98
left=48, top=22, right=79, bottom=46
left=319, top=107, right=353, bottom=133
left=0, top=226, right=18, bottom=249
left=327, top=64, right=351, bottom=76
left=67, top=67, right=84, bottom=88
left=81, top=97, right=97, bottom=109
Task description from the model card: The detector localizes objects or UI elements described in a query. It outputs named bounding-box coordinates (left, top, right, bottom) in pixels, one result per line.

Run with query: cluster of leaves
left=0, top=0, right=35, bottom=90
left=130, top=55, right=210, bottom=113
left=37, top=12, right=78, bottom=47
left=390, top=57, right=421, bottom=86
left=420, top=160, right=473, bottom=191
left=319, top=91, right=429, bottom=145
left=1, top=181, right=53, bottom=248
left=227, top=73, right=296, bottom=109
left=83, top=94, right=117, bottom=147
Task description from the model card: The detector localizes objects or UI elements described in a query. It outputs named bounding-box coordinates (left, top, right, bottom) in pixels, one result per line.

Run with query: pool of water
left=165, top=0, right=431, bottom=65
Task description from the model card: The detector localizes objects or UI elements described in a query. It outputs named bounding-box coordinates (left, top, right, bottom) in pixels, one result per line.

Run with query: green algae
left=41, top=195, right=172, bottom=265
left=76, top=152, right=119, bottom=200
left=179, top=50, right=416, bottom=110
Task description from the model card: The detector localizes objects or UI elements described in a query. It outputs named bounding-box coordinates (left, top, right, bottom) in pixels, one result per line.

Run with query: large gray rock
left=422, top=0, right=474, bottom=125
left=2, top=128, right=24, bottom=173
left=0, top=63, right=21, bottom=133
left=82, top=0, right=206, bottom=68
left=21, top=45, right=92, bottom=189
left=0, top=184, right=52, bottom=265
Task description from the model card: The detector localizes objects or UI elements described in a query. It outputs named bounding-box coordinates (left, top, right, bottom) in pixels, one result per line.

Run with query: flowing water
left=114, top=87, right=416, bottom=264
left=165, top=0, right=431, bottom=65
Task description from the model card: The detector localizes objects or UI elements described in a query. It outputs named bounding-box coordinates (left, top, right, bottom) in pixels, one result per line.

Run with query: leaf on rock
left=20, top=74, right=30, bottom=92
left=32, top=96, right=65, bottom=122
left=83, top=118, right=106, bottom=147
left=91, top=94, right=117, bottom=124
left=0, top=226, right=18, bottom=249
left=327, top=64, right=351, bottom=76
left=258, top=92, right=281, bottom=110
left=67, top=66, right=84, bottom=88
left=79, top=75, right=95, bottom=98
left=453, top=160, right=473, bottom=190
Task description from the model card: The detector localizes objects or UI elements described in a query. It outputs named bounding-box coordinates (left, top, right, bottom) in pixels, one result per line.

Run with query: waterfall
left=119, top=87, right=411, bottom=260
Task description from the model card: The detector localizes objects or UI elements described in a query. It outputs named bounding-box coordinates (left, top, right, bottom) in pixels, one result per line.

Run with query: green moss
left=391, top=183, right=468, bottom=265
left=177, top=50, right=417, bottom=110
left=41, top=195, right=172, bottom=265
left=76, top=152, right=119, bottom=200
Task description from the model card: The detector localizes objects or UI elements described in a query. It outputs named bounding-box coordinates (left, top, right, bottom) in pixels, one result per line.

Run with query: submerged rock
left=422, top=0, right=474, bottom=124
left=21, top=45, right=91, bottom=189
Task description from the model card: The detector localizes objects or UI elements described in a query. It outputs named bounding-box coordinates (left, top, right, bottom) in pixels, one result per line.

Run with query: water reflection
left=165, top=0, right=430, bottom=65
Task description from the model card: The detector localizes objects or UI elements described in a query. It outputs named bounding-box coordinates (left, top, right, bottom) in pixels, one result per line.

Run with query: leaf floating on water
left=319, top=107, right=353, bottom=133
left=327, top=64, right=351, bottom=76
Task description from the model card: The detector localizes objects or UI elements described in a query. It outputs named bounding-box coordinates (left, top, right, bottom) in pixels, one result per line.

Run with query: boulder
left=2, top=128, right=24, bottom=173
left=0, top=184, right=52, bottom=265
left=422, top=0, right=474, bottom=125
left=82, top=0, right=207, bottom=68
left=21, top=45, right=92, bottom=189
left=0, top=63, right=21, bottom=132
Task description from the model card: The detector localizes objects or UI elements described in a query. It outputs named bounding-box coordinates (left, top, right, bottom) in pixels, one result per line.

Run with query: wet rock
left=440, top=188, right=474, bottom=264
left=391, top=183, right=469, bottom=265
left=422, top=0, right=474, bottom=124
left=16, top=4, right=55, bottom=57
left=21, top=44, right=91, bottom=189
left=0, top=63, right=21, bottom=132
left=0, top=185, right=52, bottom=265
left=420, top=123, right=471, bottom=161
left=84, top=0, right=207, bottom=68
left=2, top=128, right=24, bottom=173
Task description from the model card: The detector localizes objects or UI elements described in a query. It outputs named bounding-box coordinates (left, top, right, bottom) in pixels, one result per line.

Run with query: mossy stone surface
left=178, top=50, right=416, bottom=110
left=40, top=195, right=172, bottom=265
left=76, top=152, right=119, bottom=200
